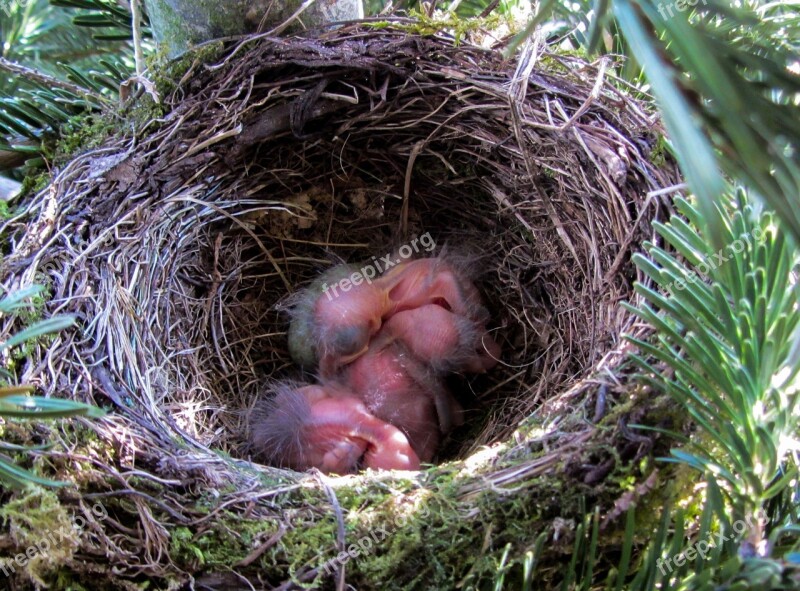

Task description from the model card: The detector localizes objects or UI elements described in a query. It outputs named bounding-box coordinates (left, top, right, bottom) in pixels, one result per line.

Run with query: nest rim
left=0, top=22, right=684, bottom=588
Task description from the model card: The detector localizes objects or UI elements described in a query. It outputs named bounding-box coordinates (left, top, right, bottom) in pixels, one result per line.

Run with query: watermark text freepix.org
left=656, top=509, right=766, bottom=575
left=321, top=232, right=436, bottom=301
left=1, top=1, right=32, bottom=17
left=657, top=0, right=707, bottom=20
left=670, top=226, right=766, bottom=292
left=320, top=501, right=431, bottom=576
left=0, top=502, right=109, bottom=577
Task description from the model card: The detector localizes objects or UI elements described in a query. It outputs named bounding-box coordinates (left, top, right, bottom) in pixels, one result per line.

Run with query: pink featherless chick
left=337, top=339, right=465, bottom=463
left=249, top=381, right=420, bottom=474
left=288, top=263, right=391, bottom=377
left=377, top=303, right=500, bottom=374
left=288, top=255, right=500, bottom=378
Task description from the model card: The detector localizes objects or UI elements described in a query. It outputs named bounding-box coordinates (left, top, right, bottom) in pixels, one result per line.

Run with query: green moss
left=165, top=479, right=334, bottom=576
left=150, top=42, right=226, bottom=98
left=48, top=91, right=164, bottom=169
left=0, top=285, right=53, bottom=376
left=363, top=11, right=501, bottom=45
left=51, top=113, right=116, bottom=164
left=170, top=514, right=285, bottom=572
left=0, top=199, right=14, bottom=221
left=0, top=487, right=80, bottom=586
left=127, top=98, right=166, bottom=131
left=243, top=460, right=592, bottom=591
left=272, top=516, right=338, bottom=576
left=19, top=170, right=51, bottom=198
left=650, top=134, right=669, bottom=167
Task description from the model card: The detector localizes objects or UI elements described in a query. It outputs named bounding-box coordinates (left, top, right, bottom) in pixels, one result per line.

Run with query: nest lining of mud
left=0, top=22, right=683, bottom=588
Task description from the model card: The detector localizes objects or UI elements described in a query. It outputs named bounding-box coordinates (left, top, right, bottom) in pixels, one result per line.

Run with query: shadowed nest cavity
left=0, top=23, right=682, bottom=587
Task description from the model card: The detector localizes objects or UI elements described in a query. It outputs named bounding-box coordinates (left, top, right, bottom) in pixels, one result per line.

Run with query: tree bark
left=143, top=0, right=364, bottom=57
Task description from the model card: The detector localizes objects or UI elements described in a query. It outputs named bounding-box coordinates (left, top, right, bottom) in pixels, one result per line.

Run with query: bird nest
left=0, top=23, right=683, bottom=590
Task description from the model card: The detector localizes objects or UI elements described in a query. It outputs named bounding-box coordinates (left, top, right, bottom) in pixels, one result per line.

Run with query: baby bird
left=288, top=255, right=498, bottom=377
left=380, top=257, right=489, bottom=324
left=337, top=339, right=464, bottom=462
left=249, top=382, right=421, bottom=474
left=288, top=263, right=389, bottom=376
left=266, top=253, right=501, bottom=473
left=377, top=304, right=500, bottom=374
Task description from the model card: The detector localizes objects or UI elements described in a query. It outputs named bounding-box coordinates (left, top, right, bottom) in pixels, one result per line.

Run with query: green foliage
left=501, top=0, right=800, bottom=246
left=575, top=187, right=800, bottom=589
left=0, top=0, right=144, bottom=170
left=494, top=188, right=800, bottom=589
left=0, top=284, right=105, bottom=489
left=625, top=189, right=799, bottom=519
left=51, top=0, right=148, bottom=41
left=549, top=499, right=800, bottom=590
left=616, top=1, right=799, bottom=247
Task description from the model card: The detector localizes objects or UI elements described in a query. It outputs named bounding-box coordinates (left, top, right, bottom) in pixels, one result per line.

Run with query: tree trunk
left=143, top=0, right=364, bottom=57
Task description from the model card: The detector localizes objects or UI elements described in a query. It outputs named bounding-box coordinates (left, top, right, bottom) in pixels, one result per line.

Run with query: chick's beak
left=339, top=343, right=371, bottom=366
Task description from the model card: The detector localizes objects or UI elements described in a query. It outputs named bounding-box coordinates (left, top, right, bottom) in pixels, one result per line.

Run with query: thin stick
left=0, top=57, right=107, bottom=104
left=131, top=0, right=145, bottom=77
